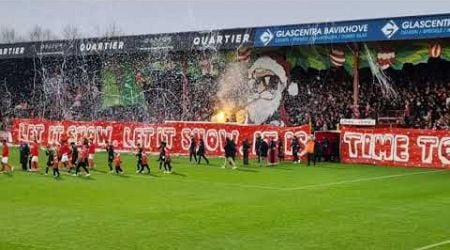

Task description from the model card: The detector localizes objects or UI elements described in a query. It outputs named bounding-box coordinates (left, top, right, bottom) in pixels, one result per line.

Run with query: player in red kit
left=30, top=139, right=40, bottom=171
left=74, top=145, right=90, bottom=177
left=59, top=142, right=72, bottom=170
left=113, top=153, right=124, bottom=175
left=88, top=138, right=96, bottom=170
left=1, top=139, right=13, bottom=173
left=60, top=132, right=68, bottom=144
left=137, top=153, right=150, bottom=174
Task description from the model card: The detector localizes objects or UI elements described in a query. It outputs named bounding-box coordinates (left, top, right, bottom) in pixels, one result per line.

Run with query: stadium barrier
left=341, top=126, right=450, bottom=169
left=11, top=118, right=310, bottom=158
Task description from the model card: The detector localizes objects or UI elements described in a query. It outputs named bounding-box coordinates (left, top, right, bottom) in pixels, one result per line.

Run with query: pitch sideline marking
left=415, top=239, right=450, bottom=250
left=131, top=169, right=448, bottom=191
left=282, top=169, right=448, bottom=191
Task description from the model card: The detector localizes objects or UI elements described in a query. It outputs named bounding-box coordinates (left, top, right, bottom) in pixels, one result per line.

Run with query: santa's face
left=246, top=67, right=284, bottom=124
left=251, top=68, right=281, bottom=96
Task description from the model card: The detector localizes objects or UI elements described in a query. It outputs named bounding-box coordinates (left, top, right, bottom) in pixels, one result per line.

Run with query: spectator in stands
left=1, top=52, right=449, bottom=132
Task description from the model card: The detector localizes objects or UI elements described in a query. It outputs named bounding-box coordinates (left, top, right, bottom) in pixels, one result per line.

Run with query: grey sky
left=1, top=0, right=449, bottom=39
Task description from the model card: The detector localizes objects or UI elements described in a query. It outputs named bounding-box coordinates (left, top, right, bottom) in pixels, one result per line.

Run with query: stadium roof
left=0, top=12, right=449, bottom=59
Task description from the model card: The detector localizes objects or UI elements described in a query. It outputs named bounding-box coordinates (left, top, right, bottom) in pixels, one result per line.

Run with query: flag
left=101, top=70, right=122, bottom=109
left=121, top=66, right=145, bottom=106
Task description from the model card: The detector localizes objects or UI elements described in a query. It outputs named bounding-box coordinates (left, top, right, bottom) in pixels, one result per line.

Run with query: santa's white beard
left=246, top=90, right=282, bottom=124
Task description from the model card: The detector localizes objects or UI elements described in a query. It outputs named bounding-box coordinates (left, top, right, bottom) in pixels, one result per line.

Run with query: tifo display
left=0, top=10, right=450, bottom=250
left=0, top=13, right=449, bottom=172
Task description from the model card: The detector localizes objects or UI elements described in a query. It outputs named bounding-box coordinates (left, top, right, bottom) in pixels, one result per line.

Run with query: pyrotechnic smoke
left=215, top=62, right=252, bottom=121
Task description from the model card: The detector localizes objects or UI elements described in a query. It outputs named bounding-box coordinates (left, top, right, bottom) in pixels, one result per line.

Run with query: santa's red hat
left=248, top=54, right=290, bottom=87
left=247, top=54, right=295, bottom=126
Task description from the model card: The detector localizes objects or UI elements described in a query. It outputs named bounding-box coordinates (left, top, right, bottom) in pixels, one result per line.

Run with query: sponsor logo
left=275, top=28, right=322, bottom=38
left=37, top=42, right=66, bottom=56
left=340, top=119, right=376, bottom=126
left=192, top=32, right=251, bottom=47
left=79, top=41, right=124, bottom=52
left=381, top=20, right=399, bottom=39
left=40, top=42, right=65, bottom=51
left=401, top=18, right=450, bottom=29
left=139, top=36, right=173, bottom=51
left=259, top=29, right=274, bottom=46
left=0, top=46, right=25, bottom=56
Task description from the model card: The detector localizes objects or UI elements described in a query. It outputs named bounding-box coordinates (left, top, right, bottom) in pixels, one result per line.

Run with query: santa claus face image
left=244, top=56, right=288, bottom=125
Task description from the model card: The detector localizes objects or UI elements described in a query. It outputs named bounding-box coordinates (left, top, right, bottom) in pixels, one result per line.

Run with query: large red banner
left=341, top=126, right=450, bottom=169
left=11, top=118, right=310, bottom=158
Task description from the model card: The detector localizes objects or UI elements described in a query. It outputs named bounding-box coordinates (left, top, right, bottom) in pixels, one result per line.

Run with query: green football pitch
left=1, top=148, right=449, bottom=250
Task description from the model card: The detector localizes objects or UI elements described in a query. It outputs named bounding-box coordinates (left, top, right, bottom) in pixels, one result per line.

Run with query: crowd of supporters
left=0, top=54, right=449, bottom=131
left=286, top=59, right=450, bottom=131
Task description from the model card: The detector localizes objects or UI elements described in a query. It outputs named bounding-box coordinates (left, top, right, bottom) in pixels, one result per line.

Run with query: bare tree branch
left=28, top=25, right=59, bottom=42
left=95, top=21, right=124, bottom=38
left=62, top=25, right=82, bottom=40
left=0, top=27, right=24, bottom=43
left=0, top=22, right=124, bottom=44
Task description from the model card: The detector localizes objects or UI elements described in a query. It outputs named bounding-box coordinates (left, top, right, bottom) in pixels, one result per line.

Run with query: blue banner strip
left=254, top=13, right=450, bottom=47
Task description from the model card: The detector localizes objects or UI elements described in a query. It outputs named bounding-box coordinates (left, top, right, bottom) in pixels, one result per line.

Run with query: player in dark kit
left=222, top=137, right=237, bottom=169
left=158, top=141, right=166, bottom=170
left=259, top=139, right=269, bottom=166
left=138, top=153, right=150, bottom=174
left=255, top=135, right=262, bottom=163
left=51, top=154, right=60, bottom=178
left=82, top=137, right=89, bottom=147
left=163, top=147, right=172, bottom=174
left=278, top=139, right=285, bottom=162
left=19, top=141, right=30, bottom=171
left=135, top=143, right=144, bottom=173
left=189, top=136, right=197, bottom=163
left=268, top=138, right=277, bottom=166
left=292, top=136, right=300, bottom=164
left=68, top=142, right=78, bottom=174
left=45, top=144, right=56, bottom=176
left=106, top=141, right=114, bottom=173
left=196, top=138, right=209, bottom=165
left=242, top=139, right=250, bottom=165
